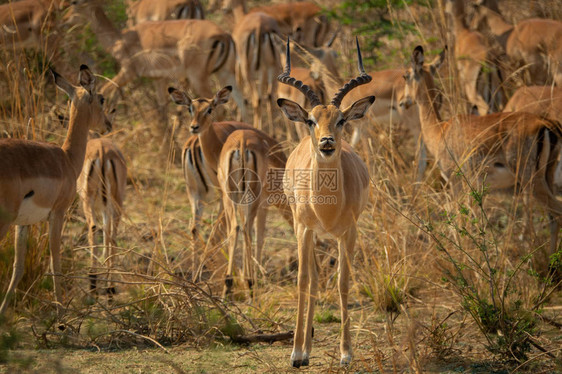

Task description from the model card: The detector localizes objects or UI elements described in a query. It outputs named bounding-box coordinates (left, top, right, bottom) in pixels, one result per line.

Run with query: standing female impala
left=401, top=45, right=562, bottom=257
left=276, top=39, right=374, bottom=367
left=469, top=1, right=562, bottom=87
left=0, top=65, right=112, bottom=315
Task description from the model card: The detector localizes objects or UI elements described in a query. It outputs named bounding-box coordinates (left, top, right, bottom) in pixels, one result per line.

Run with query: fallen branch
left=231, top=331, right=294, bottom=345
left=541, top=315, right=562, bottom=330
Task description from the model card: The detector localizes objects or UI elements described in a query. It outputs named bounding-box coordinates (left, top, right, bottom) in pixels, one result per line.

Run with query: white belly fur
left=14, top=199, right=51, bottom=225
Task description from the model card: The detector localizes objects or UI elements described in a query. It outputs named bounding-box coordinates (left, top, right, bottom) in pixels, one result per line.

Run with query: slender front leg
left=291, top=224, right=314, bottom=368
left=339, top=225, right=357, bottom=366
left=0, top=225, right=29, bottom=314
left=190, top=197, right=203, bottom=282
left=302, top=234, right=318, bottom=366
left=49, top=213, right=65, bottom=317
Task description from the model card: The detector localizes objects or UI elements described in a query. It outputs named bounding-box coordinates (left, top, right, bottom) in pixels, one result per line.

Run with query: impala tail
left=248, top=25, right=276, bottom=73
left=226, top=134, right=262, bottom=214
left=208, top=35, right=234, bottom=74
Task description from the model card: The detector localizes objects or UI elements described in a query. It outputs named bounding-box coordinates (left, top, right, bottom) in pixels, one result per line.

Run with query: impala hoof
left=340, top=354, right=352, bottom=366
left=291, top=351, right=303, bottom=368
left=301, top=357, right=309, bottom=366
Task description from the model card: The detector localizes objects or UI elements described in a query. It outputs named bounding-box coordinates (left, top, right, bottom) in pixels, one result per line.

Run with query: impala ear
left=168, top=87, right=191, bottom=106
left=342, top=96, right=375, bottom=122
left=429, top=46, right=447, bottom=76
left=107, top=107, right=117, bottom=123
left=213, top=86, right=232, bottom=106
left=277, top=98, right=309, bottom=123
left=51, top=68, right=76, bottom=100
left=78, top=64, right=96, bottom=95
left=412, top=45, right=424, bottom=74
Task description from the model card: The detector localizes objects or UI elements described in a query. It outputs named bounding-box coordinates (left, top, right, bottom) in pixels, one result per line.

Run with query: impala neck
left=416, top=88, right=443, bottom=153
left=85, top=4, right=122, bottom=54
left=230, top=0, right=247, bottom=24
left=61, top=104, right=91, bottom=179
left=198, top=124, right=222, bottom=172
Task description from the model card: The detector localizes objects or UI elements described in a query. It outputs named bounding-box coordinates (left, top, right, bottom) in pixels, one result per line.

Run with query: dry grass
left=1, top=0, right=562, bottom=373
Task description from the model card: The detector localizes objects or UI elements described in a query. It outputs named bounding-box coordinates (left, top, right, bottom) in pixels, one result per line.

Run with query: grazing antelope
left=0, top=0, right=59, bottom=51
left=69, top=0, right=246, bottom=120
left=220, top=0, right=328, bottom=48
left=400, top=45, right=562, bottom=257
left=0, top=65, right=112, bottom=315
left=229, top=0, right=281, bottom=130
left=168, top=86, right=293, bottom=280
left=445, top=0, right=505, bottom=115
left=78, top=137, right=127, bottom=298
left=218, top=128, right=288, bottom=298
left=250, top=1, right=329, bottom=48
left=276, top=38, right=374, bottom=367
left=469, top=0, right=562, bottom=87
left=126, top=0, right=204, bottom=27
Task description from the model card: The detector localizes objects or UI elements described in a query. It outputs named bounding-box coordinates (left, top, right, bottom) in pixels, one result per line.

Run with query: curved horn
left=277, top=38, right=322, bottom=108
left=330, top=37, right=372, bottom=108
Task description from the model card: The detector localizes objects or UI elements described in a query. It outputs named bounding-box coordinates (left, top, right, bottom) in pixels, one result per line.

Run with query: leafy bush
left=419, top=175, right=560, bottom=361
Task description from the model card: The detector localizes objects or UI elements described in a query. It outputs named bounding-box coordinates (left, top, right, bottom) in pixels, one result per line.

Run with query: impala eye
left=100, top=96, right=105, bottom=105
left=337, top=119, right=345, bottom=127
left=207, top=107, right=213, bottom=115
left=305, top=119, right=314, bottom=127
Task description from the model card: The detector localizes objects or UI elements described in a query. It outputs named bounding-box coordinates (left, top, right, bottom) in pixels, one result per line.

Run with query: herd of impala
left=1, top=0, right=562, bottom=368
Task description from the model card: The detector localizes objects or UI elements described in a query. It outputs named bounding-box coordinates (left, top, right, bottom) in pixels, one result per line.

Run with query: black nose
left=320, top=136, right=334, bottom=143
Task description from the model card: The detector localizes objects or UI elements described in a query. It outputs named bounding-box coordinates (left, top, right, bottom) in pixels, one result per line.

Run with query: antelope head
left=400, top=46, right=446, bottom=110
left=52, top=64, right=112, bottom=133
left=168, top=86, right=232, bottom=135
left=277, top=38, right=375, bottom=162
